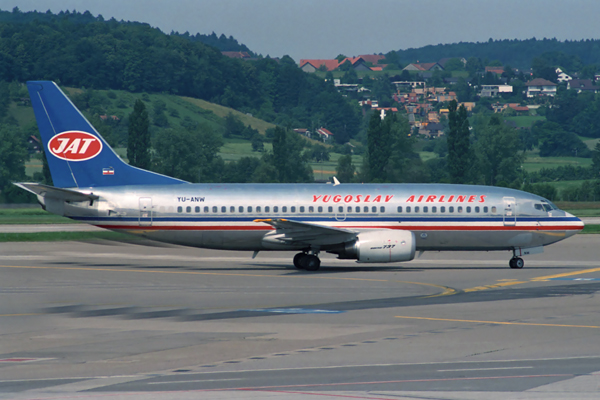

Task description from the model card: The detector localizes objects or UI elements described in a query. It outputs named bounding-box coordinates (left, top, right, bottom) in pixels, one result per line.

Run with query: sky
left=3, top=0, right=600, bottom=63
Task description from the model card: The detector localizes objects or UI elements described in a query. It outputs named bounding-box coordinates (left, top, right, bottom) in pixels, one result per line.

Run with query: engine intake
left=331, top=230, right=416, bottom=263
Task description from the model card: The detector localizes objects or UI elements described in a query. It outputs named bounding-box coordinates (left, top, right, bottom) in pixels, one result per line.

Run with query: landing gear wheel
left=293, top=253, right=306, bottom=269
left=303, top=255, right=321, bottom=271
left=509, top=257, right=524, bottom=269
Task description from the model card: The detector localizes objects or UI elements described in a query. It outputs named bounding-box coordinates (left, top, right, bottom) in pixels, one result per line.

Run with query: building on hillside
left=337, top=57, right=371, bottom=71
left=299, top=59, right=340, bottom=72
left=525, top=78, right=557, bottom=97
left=485, top=66, right=504, bottom=75
left=403, top=62, right=444, bottom=72
left=373, top=107, right=398, bottom=120
left=357, top=54, right=386, bottom=65
left=293, top=128, right=311, bottom=138
left=419, top=122, right=445, bottom=138
left=316, top=127, right=334, bottom=142
left=556, top=68, right=573, bottom=83
left=567, top=79, right=600, bottom=93
left=222, top=51, right=252, bottom=59
left=480, top=84, right=513, bottom=97
left=436, top=92, right=457, bottom=102
left=459, top=102, right=476, bottom=112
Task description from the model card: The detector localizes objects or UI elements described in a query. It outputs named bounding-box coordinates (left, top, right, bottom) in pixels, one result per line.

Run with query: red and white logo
left=48, top=131, right=103, bottom=161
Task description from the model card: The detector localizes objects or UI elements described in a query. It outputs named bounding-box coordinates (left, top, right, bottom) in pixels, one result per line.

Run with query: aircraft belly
left=142, top=230, right=265, bottom=250
left=414, top=229, right=560, bottom=251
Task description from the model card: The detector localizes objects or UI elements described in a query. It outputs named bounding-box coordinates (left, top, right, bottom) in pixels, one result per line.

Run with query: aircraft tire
left=293, top=253, right=306, bottom=269
left=509, top=257, right=524, bottom=269
left=303, top=255, right=321, bottom=271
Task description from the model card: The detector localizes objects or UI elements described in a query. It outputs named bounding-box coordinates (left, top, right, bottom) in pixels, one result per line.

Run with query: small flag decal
left=102, top=167, right=114, bottom=175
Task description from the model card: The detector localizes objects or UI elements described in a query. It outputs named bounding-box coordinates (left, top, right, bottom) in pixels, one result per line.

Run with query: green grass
left=582, top=225, right=600, bottom=234
left=504, top=115, right=545, bottom=128
left=579, top=136, right=600, bottom=150
left=0, top=208, right=73, bottom=224
left=0, top=231, right=131, bottom=242
left=523, top=151, right=592, bottom=172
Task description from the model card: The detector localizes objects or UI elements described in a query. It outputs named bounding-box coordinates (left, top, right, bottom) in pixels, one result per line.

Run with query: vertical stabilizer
left=27, top=81, right=187, bottom=188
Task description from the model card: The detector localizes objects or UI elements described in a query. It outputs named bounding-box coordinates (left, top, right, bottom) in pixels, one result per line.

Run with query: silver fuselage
left=56, top=183, right=583, bottom=253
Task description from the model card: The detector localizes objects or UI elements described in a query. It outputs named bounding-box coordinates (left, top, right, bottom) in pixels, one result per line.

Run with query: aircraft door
left=335, top=203, right=347, bottom=221
left=503, top=197, right=516, bottom=226
left=139, top=197, right=153, bottom=227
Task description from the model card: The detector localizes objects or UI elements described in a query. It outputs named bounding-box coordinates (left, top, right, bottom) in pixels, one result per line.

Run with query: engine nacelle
left=332, top=230, right=416, bottom=263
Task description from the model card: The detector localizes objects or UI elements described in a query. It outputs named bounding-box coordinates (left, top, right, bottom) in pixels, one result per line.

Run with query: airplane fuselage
left=57, top=182, right=582, bottom=254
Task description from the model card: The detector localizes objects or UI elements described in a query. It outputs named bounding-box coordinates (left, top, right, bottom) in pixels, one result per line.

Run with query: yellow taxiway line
left=395, top=315, right=600, bottom=329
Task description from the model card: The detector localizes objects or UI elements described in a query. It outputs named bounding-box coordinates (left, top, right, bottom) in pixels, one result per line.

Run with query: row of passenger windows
left=177, top=205, right=386, bottom=214
left=174, top=205, right=498, bottom=214
left=397, top=205, right=496, bottom=214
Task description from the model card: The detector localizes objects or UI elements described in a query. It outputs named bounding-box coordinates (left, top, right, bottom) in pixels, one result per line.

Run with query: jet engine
left=331, top=230, right=416, bottom=263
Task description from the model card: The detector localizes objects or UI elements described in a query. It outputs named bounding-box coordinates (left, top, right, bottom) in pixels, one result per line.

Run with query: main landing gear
left=293, top=251, right=321, bottom=271
left=509, top=250, right=525, bottom=269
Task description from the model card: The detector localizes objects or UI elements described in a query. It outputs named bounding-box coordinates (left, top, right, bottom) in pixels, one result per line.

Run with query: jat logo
left=48, top=131, right=103, bottom=161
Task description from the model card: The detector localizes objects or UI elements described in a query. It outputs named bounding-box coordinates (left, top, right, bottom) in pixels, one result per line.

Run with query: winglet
left=333, top=176, right=340, bottom=186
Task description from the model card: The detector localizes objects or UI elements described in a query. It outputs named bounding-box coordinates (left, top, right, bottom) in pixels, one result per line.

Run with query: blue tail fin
left=27, top=81, right=187, bottom=188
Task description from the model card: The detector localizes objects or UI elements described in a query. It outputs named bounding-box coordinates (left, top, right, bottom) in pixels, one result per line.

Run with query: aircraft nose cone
left=565, top=212, right=585, bottom=236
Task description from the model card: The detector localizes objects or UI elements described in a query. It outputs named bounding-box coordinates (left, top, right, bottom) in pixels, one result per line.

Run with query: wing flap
left=255, top=218, right=357, bottom=246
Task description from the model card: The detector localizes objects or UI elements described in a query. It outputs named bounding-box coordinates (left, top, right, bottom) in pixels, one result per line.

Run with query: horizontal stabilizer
left=14, top=182, right=99, bottom=202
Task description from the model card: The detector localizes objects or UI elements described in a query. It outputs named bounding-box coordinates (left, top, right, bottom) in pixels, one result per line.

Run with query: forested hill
left=172, top=31, right=253, bottom=54
left=0, top=8, right=359, bottom=143
left=392, top=38, right=600, bottom=69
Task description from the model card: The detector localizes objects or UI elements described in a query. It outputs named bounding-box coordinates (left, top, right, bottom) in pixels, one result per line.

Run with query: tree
left=0, top=126, right=28, bottom=202
left=152, top=127, right=224, bottom=182
left=224, top=112, right=245, bottom=138
left=447, top=100, right=472, bottom=184
left=127, top=99, right=150, bottom=169
left=593, top=142, right=600, bottom=177
left=267, top=127, right=313, bottom=183
left=336, top=154, right=355, bottom=183
left=473, top=114, right=524, bottom=186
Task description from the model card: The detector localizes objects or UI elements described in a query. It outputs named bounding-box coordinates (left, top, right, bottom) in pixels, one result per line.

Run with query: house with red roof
left=299, top=59, right=340, bottom=73
left=316, top=127, right=334, bottom=142
left=222, top=51, right=252, bottom=59
left=403, top=62, right=444, bottom=72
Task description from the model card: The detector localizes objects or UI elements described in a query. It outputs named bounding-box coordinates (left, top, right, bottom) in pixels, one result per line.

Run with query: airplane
left=16, top=81, right=584, bottom=271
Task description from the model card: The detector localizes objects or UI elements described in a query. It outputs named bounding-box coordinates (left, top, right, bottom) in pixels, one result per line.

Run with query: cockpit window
left=540, top=200, right=557, bottom=211
left=534, top=204, right=544, bottom=211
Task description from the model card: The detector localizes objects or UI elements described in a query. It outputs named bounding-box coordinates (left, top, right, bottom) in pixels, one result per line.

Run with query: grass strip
left=0, top=231, right=132, bottom=242
left=582, top=224, right=600, bottom=234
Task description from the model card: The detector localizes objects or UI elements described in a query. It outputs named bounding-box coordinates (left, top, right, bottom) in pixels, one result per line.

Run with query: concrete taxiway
left=0, top=234, right=599, bottom=399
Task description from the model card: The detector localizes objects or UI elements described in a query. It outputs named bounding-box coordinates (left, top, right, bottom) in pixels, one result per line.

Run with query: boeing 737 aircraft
left=17, top=81, right=584, bottom=271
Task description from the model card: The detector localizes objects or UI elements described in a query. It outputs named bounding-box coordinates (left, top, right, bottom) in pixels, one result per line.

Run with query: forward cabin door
left=503, top=197, right=516, bottom=226
left=139, top=197, right=153, bottom=227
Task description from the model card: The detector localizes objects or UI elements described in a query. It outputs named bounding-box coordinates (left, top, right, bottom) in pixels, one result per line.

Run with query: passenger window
left=318, top=206, right=323, bottom=213
left=423, top=206, right=428, bottom=213
left=364, top=206, right=369, bottom=213
left=237, top=206, right=242, bottom=213
left=483, top=206, right=488, bottom=213
left=491, top=206, right=497, bottom=214
left=328, top=206, right=333, bottom=213
left=372, top=206, right=377, bottom=213
left=449, top=206, right=454, bottom=213
left=406, top=206, right=411, bottom=213
left=457, top=206, right=463, bottom=213
left=338, top=206, right=343, bottom=213
left=475, top=206, right=480, bottom=213
left=291, top=206, right=296, bottom=213
left=195, top=206, right=200, bottom=213
left=221, top=206, right=227, bottom=213
left=177, top=206, right=183, bottom=213
left=273, top=206, right=278, bottom=213
left=248, top=206, right=252, bottom=213
left=186, top=206, right=191, bottom=213
left=397, top=206, right=402, bottom=213
left=440, top=206, right=445, bottom=213
left=230, top=206, right=235, bottom=213
left=300, top=206, right=305, bottom=213
left=415, top=206, right=419, bottom=213
left=466, top=206, right=471, bottom=213
left=265, top=206, right=270, bottom=213
left=282, top=206, right=287, bottom=213
left=212, top=206, right=217, bottom=213
left=347, top=206, right=352, bottom=213
left=309, top=206, right=314, bottom=213
left=355, top=206, right=360, bottom=213
left=256, top=206, right=262, bottom=213
left=204, top=206, right=209, bottom=213
left=432, top=206, right=437, bottom=213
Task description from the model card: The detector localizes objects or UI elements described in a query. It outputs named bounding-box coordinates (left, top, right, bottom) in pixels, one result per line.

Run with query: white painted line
left=147, top=378, right=243, bottom=385
left=438, top=366, right=534, bottom=372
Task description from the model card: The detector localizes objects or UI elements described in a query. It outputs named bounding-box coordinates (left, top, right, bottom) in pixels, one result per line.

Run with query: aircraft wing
left=255, top=218, right=357, bottom=246
left=14, top=182, right=99, bottom=202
